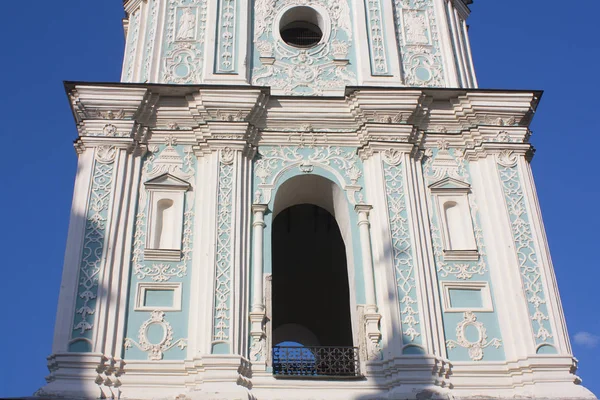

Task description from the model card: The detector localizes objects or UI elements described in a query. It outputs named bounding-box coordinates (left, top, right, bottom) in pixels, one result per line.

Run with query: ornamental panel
left=215, top=0, right=238, bottom=73
left=496, top=156, right=555, bottom=349
left=124, top=137, right=195, bottom=360
left=393, top=0, right=445, bottom=86
left=364, top=0, right=390, bottom=75
left=160, top=0, right=208, bottom=83
left=123, top=10, right=141, bottom=82
left=69, top=146, right=117, bottom=350
left=422, top=141, right=505, bottom=361
left=211, top=150, right=235, bottom=352
left=141, top=0, right=160, bottom=82
left=254, top=146, right=364, bottom=205
left=252, top=0, right=357, bottom=95
left=382, top=154, right=423, bottom=347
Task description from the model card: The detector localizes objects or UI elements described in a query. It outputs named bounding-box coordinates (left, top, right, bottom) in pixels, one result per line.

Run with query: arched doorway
left=268, top=175, right=359, bottom=377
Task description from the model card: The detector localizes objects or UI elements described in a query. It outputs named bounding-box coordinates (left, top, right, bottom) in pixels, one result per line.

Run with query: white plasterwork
left=124, top=310, right=187, bottom=360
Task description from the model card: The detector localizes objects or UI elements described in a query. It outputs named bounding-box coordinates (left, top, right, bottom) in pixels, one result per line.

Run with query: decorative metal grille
left=273, top=346, right=360, bottom=378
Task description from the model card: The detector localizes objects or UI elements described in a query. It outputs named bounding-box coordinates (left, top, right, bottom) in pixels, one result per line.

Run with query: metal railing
left=272, top=346, right=360, bottom=378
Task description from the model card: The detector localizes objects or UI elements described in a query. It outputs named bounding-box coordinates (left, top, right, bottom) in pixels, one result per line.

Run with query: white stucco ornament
left=446, top=311, right=502, bottom=361
left=124, top=311, right=187, bottom=361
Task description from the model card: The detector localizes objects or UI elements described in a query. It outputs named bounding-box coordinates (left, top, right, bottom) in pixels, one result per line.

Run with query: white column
left=251, top=204, right=268, bottom=312
left=356, top=204, right=377, bottom=312
left=355, top=204, right=382, bottom=361
left=249, top=204, right=268, bottom=364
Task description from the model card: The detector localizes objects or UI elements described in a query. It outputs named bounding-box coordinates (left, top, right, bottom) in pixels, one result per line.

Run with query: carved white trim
left=254, top=146, right=363, bottom=205
left=441, top=281, right=493, bottom=313
left=135, top=282, right=183, bottom=311
left=446, top=311, right=502, bottom=361
left=124, top=311, right=187, bottom=360
left=497, top=150, right=518, bottom=168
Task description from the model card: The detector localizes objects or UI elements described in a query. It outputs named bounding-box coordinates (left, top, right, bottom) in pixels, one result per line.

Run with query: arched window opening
left=271, top=204, right=358, bottom=377
left=279, top=6, right=324, bottom=47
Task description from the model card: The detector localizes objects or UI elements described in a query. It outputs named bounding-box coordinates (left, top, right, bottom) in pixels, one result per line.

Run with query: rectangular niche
left=135, top=282, right=182, bottom=311
left=429, top=178, right=479, bottom=261
left=144, top=173, right=190, bottom=261
left=441, top=281, right=493, bottom=313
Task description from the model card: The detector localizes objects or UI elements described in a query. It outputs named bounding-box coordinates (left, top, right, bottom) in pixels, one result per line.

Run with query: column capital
left=355, top=204, right=373, bottom=213
left=252, top=204, right=269, bottom=214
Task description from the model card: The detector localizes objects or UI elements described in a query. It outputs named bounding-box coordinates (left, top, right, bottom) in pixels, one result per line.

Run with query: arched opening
left=272, top=204, right=353, bottom=348
left=279, top=6, right=325, bottom=47
left=269, top=173, right=360, bottom=377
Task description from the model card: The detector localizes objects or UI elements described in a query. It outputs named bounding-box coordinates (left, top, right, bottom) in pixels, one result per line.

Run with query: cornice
left=65, top=82, right=543, bottom=152
left=451, top=0, right=472, bottom=20
left=123, top=0, right=145, bottom=15
left=462, top=142, right=533, bottom=162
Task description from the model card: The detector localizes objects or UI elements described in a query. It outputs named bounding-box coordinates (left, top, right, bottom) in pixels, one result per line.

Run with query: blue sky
left=0, top=1, right=598, bottom=397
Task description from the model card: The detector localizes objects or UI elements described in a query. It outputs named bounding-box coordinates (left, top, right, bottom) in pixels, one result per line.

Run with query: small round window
left=279, top=7, right=324, bottom=48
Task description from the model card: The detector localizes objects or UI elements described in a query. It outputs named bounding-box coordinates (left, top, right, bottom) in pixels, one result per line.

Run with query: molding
left=441, top=281, right=493, bottom=313
left=134, top=282, right=183, bottom=311
left=144, top=173, right=192, bottom=191
left=443, top=249, right=479, bottom=261
left=143, top=248, right=182, bottom=261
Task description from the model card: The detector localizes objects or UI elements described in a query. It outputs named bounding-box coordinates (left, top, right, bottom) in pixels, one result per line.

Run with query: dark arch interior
left=272, top=204, right=353, bottom=347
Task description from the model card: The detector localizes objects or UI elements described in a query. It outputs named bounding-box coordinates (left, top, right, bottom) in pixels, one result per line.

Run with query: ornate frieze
left=254, top=146, right=364, bottom=204
left=393, top=0, right=445, bottom=86
left=70, top=146, right=117, bottom=348
left=382, top=152, right=423, bottom=346
left=252, top=0, right=357, bottom=95
left=161, top=0, right=208, bottom=83
left=496, top=155, right=555, bottom=348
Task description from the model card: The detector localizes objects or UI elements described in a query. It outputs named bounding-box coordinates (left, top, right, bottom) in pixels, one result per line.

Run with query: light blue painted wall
left=123, top=145, right=196, bottom=361
left=448, top=288, right=483, bottom=308
left=144, top=289, right=175, bottom=308
left=423, top=146, right=505, bottom=362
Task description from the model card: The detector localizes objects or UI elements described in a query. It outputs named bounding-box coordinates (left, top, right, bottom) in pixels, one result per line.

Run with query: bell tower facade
left=39, top=0, right=594, bottom=399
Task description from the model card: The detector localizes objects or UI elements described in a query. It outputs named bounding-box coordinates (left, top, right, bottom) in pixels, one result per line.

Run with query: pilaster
left=52, top=147, right=95, bottom=354
left=466, top=148, right=533, bottom=359
left=518, top=156, right=571, bottom=354
left=403, top=148, right=448, bottom=359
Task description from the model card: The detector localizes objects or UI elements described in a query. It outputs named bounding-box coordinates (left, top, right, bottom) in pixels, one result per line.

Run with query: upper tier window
left=279, top=6, right=324, bottom=48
